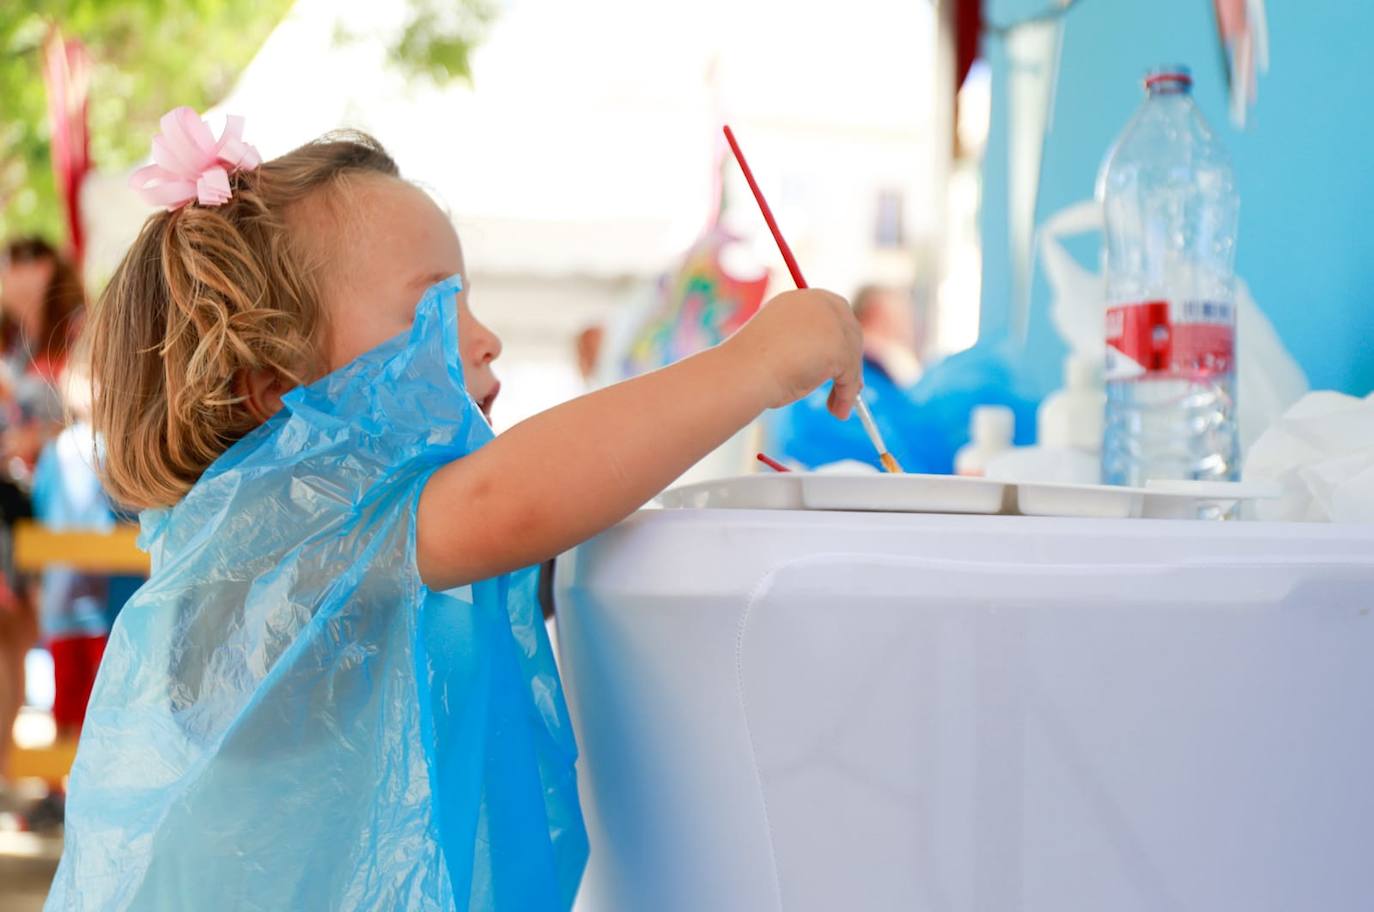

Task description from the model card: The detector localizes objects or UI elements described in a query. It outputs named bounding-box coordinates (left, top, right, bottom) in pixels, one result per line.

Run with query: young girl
left=47, top=109, right=862, bottom=911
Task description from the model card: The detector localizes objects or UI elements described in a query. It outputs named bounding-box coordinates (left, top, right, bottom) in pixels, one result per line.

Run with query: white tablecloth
left=557, top=510, right=1374, bottom=911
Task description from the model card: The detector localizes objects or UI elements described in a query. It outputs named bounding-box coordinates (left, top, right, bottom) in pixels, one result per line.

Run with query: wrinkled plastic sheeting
left=47, top=277, right=587, bottom=911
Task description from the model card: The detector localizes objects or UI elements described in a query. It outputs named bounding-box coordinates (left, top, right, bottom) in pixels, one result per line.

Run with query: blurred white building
left=84, top=0, right=942, bottom=432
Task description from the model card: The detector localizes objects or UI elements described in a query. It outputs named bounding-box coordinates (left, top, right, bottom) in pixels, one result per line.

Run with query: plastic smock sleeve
left=46, top=277, right=588, bottom=911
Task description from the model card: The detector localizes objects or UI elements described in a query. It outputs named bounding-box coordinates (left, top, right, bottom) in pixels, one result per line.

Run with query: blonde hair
left=86, top=132, right=399, bottom=510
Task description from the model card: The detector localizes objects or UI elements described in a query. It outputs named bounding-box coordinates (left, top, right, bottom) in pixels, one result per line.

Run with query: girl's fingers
left=827, top=359, right=862, bottom=420
left=827, top=312, right=864, bottom=419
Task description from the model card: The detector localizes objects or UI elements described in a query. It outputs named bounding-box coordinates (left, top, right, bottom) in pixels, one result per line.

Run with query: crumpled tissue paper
left=1245, top=391, right=1374, bottom=522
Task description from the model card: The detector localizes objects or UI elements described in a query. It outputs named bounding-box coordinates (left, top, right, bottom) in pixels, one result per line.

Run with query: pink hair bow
left=129, top=107, right=262, bottom=210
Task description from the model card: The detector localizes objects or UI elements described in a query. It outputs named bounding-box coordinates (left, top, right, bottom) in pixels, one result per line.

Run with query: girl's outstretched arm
left=416, top=289, right=862, bottom=591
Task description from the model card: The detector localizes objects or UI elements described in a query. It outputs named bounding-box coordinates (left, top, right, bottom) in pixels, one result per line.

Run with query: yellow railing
left=12, top=521, right=149, bottom=575
left=9, top=733, right=77, bottom=783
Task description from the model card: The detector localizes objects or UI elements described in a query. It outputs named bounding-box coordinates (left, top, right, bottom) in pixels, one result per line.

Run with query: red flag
left=42, top=29, right=92, bottom=269
left=954, top=0, right=982, bottom=91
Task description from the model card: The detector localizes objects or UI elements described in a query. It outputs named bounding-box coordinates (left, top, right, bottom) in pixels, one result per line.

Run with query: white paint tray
left=660, top=473, right=1007, bottom=515
left=659, top=474, right=1279, bottom=520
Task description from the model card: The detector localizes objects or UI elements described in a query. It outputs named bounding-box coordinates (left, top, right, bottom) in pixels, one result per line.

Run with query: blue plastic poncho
left=906, top=339, right=1041, bottom=473
left=47, top=277, right=588, bottom=911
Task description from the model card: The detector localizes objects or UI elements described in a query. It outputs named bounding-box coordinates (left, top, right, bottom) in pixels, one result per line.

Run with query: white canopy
left=82, top=0, right=936, bottom=425
left=88, top=0, right=934, bottom=280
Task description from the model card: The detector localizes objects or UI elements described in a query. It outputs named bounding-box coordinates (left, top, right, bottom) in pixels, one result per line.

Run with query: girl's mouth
left=478, top=382, right=500, bottom=418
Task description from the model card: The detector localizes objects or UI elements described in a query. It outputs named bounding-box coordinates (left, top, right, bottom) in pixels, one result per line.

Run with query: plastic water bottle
left=1098, top=66, right=1239, bottom=486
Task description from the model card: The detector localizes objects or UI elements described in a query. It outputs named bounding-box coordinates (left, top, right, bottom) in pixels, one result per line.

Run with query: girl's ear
left=236, top=368, right=292, bottom=423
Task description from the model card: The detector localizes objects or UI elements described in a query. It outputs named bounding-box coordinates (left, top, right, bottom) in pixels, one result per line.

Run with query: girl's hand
left=726, top=288, right=864, bottom=419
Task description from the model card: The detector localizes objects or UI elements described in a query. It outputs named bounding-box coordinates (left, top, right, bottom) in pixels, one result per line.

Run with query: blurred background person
left=31, top=363, right=131, bottom=747
left=0, top=237, right=85, bottom=808
left=0, top=239, right=82, bottom=482
left=852, top=284, right=924, bottom=388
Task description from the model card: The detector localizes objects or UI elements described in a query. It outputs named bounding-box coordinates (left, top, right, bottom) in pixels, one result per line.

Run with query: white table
left=556, top=509, right=1374, bottom=911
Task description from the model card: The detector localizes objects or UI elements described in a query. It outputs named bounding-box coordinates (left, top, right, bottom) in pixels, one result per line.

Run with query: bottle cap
left=1144, top=65, right=1192, bottom=94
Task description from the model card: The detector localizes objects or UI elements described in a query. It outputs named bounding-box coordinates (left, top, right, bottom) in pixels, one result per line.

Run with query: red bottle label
left=1106, top=300, right=1234, bottom=381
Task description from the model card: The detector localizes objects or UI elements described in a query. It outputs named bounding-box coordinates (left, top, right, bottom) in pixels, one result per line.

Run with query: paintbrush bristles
left=854, top=399, right=901, bottom=473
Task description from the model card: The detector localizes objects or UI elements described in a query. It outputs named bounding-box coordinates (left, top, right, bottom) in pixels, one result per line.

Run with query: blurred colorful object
left=622, top=225, right=769, bottom=374
left=1214, top=0, right=1269, bottom=127
left=42, top=28, right=91, bottom=268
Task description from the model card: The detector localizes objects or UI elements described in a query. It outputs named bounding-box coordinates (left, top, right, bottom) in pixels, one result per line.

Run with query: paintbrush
left=723, top=125, right=903, bottom=474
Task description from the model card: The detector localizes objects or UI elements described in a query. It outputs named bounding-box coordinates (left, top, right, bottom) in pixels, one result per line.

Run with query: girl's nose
left=470, top=316, right=502, bottom=366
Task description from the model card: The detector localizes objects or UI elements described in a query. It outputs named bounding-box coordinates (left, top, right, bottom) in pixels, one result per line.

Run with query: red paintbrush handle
left=722, top=125, right=808, bottom=289
left=756, top=452, right=791, bottom=473
left=725, top=126, right=901, bottom=473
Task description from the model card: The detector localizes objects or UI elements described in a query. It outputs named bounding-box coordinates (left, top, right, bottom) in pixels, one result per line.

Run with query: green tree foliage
left=385, top=0, right=494, bottom=84
left=1, top=0, right=493, bottom=245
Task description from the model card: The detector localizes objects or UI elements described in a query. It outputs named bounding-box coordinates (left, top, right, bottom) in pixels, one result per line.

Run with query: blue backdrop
left=979, top=0, right=1374, bottom=398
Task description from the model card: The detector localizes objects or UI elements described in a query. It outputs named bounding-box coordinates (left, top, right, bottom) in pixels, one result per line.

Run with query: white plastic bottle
left=1098, top=65, right=1240, bottom=485
left=955, top=405, right=1015, bottom=477
left=1038, top=355, right=1105, bottom=453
